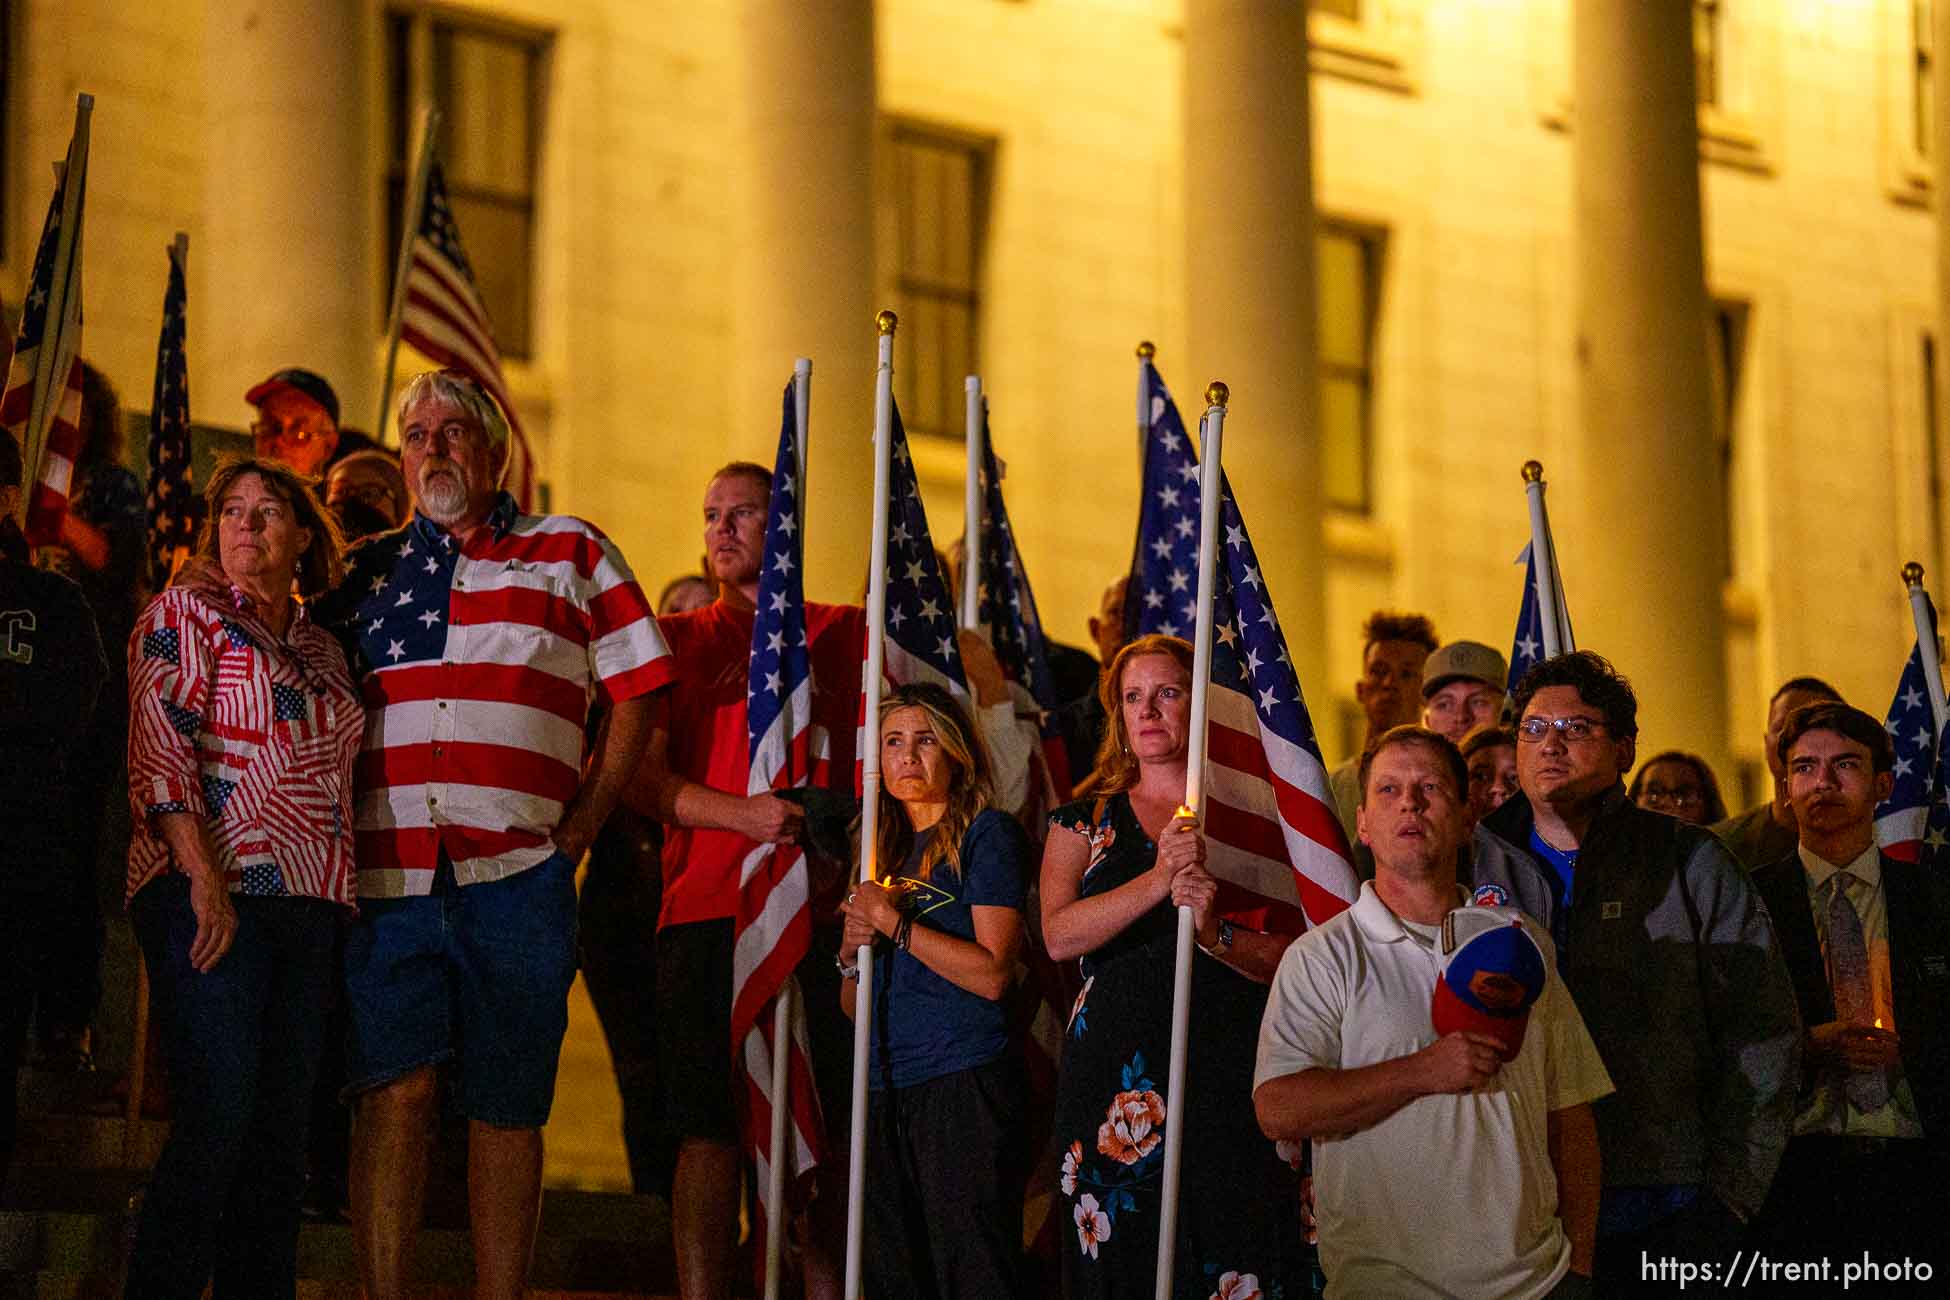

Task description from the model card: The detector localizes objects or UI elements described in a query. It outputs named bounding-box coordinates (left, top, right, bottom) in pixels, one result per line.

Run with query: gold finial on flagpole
left=1205, top=380, right=1229, bottom=408
left=876, top=309, right=898, bottom=336
left=1137, top=340, right=1156, bottom=360
left=1904, top=561, right=1926, bottom=587
left=1521, top=460, right=1544, bottom=484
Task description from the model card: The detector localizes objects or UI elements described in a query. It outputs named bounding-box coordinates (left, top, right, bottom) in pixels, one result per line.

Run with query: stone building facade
left=10, top=0, right=1948, bottom=800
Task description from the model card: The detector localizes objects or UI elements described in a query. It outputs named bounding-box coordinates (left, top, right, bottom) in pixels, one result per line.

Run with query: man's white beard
left=417, top=469, right=469, bottom=523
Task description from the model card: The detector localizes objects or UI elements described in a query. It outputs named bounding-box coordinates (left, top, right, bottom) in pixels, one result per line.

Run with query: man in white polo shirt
left=1254, top=725, right=1611, bottom=1299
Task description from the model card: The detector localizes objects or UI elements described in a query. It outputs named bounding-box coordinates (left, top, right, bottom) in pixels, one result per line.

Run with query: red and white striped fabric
left=1203, top=686, right=1356, bottom=931
left=2, top=103, right=89, bottom=547
left=731, top=387, right=825, bottom=1216
left=399, top=157, right=538, bottom=510
left=1127, top=364, right=1358, bottom=932
left=125, top=574, right=363, bottom=907
left=2, top=356, right=82, bottom=545
left=324, top=496, right=671, bottom=898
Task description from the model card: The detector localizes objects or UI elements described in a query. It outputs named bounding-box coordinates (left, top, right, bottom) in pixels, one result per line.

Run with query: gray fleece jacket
left=1469, top=785, right=1801, bottom=1221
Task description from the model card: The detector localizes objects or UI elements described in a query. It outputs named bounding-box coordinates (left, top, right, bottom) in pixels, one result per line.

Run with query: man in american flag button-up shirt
left=316, top=370, right=670, bottom=1300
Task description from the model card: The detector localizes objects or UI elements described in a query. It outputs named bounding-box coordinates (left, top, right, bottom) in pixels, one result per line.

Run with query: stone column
left=201, top=0, right=370, bottom=430
left=1570, top=0, right=1728, bottom=765
left=736, top=0, right=877, bottom=602
left=1935, top=0, right=1950, bottom=582
left=1181, top=0, right=1327, bottom=691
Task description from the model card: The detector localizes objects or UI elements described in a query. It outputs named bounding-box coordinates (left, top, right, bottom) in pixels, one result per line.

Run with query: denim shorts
left=342, top=851, right=578, bottom=1127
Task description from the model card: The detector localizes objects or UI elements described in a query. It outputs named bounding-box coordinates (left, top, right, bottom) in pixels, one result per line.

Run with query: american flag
left=1918, top=729, right=1950, bottom=870
left=971, top=402, right=1069, bottom=799
left=1127, top=361, right=1358, bottom=927
left=731, top=381, right=825, bottom=1225
left=880, top=399, right=968, bottom=695
left=1875, top=636, right=1941, bottom=862
left=1507, top=542, right=1547, bottom=693
left=397, top=157, right=538, bottom=509
left=146, top=239, right=196, bottom=588
left=970, top=401, right=1074, bottom=1269
left=2, top=98, right=90, bottom=546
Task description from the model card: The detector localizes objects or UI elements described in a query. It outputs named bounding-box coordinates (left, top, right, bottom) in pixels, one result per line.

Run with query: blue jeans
left=126, top=874, right=339, bottom=1300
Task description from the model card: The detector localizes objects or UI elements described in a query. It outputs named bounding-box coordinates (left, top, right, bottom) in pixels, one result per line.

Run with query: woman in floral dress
left=1042, top=635, right=1305, bottom=1300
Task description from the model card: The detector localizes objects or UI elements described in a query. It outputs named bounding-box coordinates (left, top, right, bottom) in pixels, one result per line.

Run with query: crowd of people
left=1, top=357, right=1946, bottom=1300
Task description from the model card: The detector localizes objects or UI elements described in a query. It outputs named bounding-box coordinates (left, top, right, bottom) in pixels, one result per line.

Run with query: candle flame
left=1175, top=804, right=1195, bottom=821
left=1875, top=1017, right=1884, bottom=1030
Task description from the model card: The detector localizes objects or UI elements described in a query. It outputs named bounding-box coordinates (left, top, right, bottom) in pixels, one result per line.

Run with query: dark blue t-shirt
left=868, top=807, right=1028, bottom=1090
left=1528, top=827, right=1578, bottom=911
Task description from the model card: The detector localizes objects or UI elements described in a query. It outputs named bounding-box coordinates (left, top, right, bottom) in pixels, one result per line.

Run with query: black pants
left=125, top=876, right=338, bottom=1300
left=40, top=697, right=127, bottom=1042
left=0, top=887, right=51, bottom=1179
left=1751, top=1134, right=1937, bottom=1264
left=1594, top=1192, right=1742, bottom=1297
left=864, top=1054, right=1029, bottom=1300
left=578, top=808, right=673, bottom=1194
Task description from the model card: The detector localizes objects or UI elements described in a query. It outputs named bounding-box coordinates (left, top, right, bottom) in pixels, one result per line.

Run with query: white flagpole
left=1904, top=562, right=1950, bottom=738
left=376, top=106, right=442, bottom=446
left=761, top=358, right=814, bottom=1300
left=961, top=375, right=983, bottom=630
left=843, top=311, right=898, bottom=1300
left=794, top=358, right=813, bottom=506
left=18, top=93, right=93, bottom=524
left=1153, top=379, right=1228, bottom=1298
left=1136, top=341, right=1155, bottom=466
left=1521, top=460, right=1572, bottom=657
left=762, top=975, right=794, bottom=1300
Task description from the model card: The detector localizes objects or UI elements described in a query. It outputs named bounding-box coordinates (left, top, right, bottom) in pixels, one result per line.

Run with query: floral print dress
left=1050, top=795, right=1304, bottom=1300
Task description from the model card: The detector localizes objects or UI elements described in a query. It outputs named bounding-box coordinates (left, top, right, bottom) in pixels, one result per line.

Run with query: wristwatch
left=835, top=955, right=859, bottom=981
left=1197, top=918, right=1235, bottom=959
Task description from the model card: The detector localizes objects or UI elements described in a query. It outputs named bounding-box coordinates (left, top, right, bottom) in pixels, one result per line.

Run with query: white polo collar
left=1350, top=880, right=1470, bottom=944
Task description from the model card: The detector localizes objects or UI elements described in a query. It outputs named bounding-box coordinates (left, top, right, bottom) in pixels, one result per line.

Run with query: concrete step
left=0, top=1187, right=678, bottom=1294
left=1, top=1282, right=675, bottom=1300
left=5, top=1112, right=166, bottom=1172
left=12, top=1069, right=125, bottom=1119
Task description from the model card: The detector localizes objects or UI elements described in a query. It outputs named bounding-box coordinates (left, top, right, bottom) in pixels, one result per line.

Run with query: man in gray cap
left=1422, top=640, right=1510, bottom=745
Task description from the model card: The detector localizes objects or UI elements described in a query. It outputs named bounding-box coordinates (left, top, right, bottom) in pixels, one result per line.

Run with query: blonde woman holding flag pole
left=1040, top=384, right=1306, bottom=1300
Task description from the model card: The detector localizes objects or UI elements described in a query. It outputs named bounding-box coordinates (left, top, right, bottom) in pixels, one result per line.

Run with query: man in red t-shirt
left=627, top=462, right=864, bottom=1299
left=630, top=461, right=1027, bottom=1298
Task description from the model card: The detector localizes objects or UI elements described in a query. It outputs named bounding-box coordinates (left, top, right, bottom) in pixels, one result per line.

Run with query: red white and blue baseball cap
left=1432, top=906, right=1547, bottom=1062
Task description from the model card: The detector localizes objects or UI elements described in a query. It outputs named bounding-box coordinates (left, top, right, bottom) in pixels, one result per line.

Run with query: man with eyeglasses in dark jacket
left=1469, top=651, right=1800, bottom=1296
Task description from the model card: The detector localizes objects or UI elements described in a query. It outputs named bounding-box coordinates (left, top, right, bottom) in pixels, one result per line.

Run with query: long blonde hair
left=1086, top=634, right=1195, bottom=796
left=871, top=682, right=994, bottom=882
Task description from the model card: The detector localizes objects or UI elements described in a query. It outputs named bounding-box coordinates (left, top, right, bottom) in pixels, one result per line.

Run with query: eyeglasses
left=251, top=418, right=331, bottom=444
left=1639, top=786, right=1704, bottom=809
left=1516, top=716, right=1607, bottom=743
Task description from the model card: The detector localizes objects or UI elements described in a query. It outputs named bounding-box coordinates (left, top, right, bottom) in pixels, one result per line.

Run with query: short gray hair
left=395, top=370, right=511, bottom=467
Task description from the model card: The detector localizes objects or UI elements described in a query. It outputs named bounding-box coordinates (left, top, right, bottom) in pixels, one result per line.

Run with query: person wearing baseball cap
left=1255, top=724, right=1612, bottom=1298
left=1422, top=639, right=1510, bottom=745
left=245, top=368, right=342, bottom=476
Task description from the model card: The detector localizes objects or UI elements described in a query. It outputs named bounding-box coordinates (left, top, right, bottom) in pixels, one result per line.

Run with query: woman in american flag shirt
left=122, top=456, right=361, bottom=1299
